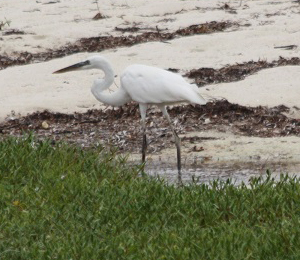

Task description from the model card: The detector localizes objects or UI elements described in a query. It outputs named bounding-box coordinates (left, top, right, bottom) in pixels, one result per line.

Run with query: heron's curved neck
left=91, top=59, right=130, bottom=107
left=96, top=59, right=115, bottom=91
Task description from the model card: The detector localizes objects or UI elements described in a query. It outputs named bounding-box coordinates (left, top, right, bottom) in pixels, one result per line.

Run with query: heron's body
left=121, top=64, right=206, bottom=105
left=54, top=56, right=206, bottom=183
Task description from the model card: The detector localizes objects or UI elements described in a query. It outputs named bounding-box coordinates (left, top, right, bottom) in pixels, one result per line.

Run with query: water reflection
left=142, top=161, right=300, bottom=185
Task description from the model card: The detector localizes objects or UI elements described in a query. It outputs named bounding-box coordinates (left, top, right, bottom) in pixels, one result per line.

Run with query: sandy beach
left=1, top=0, right=300, bottom=182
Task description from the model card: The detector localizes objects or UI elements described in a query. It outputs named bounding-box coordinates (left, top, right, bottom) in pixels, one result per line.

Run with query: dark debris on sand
left=186, top=57, right=300, bottom=86
left=1, top=101, right=299, bottom=154
left=0, top=21, right=236, bottom=70
left=1, top=20, right=299, bottom=91
left=2, top=29, right=26, bottom=36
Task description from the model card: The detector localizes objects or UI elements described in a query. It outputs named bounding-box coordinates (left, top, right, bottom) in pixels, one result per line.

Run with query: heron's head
left=53, top=56, right=109, bottom=74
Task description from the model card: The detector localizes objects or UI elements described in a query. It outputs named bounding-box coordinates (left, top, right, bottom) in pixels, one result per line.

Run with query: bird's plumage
left=121, top=64, right=206, bottom=105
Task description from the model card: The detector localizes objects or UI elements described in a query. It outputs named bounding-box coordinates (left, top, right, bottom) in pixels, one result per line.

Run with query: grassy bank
left=1, top=135, right=300, bottom=259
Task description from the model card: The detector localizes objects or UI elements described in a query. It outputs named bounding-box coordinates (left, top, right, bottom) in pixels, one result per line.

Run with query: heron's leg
left=139, top=104, right=148, bottom=163
left=159, top=105, right=182, bottom=184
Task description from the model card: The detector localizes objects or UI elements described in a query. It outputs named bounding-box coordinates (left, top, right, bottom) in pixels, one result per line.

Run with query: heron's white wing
left=121, top=64, right=206, bottom=105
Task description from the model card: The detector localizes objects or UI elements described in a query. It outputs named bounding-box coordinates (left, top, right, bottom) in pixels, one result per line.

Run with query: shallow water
left=142, top=161, right=300, bottom=185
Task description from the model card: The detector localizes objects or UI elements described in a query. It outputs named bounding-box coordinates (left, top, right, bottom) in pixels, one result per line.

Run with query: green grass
left=1, top=135, right=300, bottom=259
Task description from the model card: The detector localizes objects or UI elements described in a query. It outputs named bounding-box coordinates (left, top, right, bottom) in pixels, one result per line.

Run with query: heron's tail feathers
left=194, top=93, right=207, bottom=105
left=189, top=84, right=207, bottom=105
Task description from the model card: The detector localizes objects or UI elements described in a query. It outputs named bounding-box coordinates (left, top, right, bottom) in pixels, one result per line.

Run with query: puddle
left=139, top=160, right=300, bottom=185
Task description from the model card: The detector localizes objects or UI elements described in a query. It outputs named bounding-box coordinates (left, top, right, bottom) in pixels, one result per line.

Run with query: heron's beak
left=53, top=60, right=90, bottom=74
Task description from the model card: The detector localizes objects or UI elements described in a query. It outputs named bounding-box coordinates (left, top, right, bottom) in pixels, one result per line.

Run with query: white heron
left=53, top=55, right=207, bottom=182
